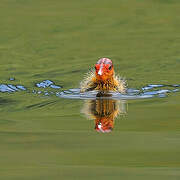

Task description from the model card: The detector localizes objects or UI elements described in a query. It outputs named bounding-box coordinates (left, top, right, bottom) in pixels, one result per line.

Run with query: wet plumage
left=80, top=58, right=126, bottom=93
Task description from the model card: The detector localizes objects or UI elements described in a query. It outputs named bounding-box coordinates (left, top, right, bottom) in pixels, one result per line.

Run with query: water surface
left=0, top=0, right=180, bottom=179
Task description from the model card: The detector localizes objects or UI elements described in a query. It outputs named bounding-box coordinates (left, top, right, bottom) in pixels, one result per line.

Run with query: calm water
left=0, top=0, right=180, bottom=179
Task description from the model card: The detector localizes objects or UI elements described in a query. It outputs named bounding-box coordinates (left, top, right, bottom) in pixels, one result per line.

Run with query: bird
left=80, top=58, right=126, bottom=93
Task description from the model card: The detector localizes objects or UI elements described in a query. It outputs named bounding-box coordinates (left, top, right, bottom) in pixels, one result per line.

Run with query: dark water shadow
left=0, top=97, right=16, bottom=106
left=25, top=100, right=57, bottom=110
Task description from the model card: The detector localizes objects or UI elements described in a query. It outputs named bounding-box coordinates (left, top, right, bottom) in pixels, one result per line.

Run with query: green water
left=0, top=0, right=180, bottom=179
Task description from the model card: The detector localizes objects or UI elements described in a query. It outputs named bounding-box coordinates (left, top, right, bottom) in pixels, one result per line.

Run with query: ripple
left=58, top=84, right=180, bottom=100
left=36, top=80, right=62, bottom=89
left=0, top=80, right=179, bottom=100
left=57, top=89, right=154, bottom=100
left=0, top=84, right=26, bottom=93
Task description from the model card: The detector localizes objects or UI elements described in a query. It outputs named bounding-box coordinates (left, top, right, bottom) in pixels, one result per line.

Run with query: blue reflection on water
left=36, top=80, right=61, bottom=89
left=0, top=79, right=179, bottom=100
left=0, top=84, right=26, bottom=93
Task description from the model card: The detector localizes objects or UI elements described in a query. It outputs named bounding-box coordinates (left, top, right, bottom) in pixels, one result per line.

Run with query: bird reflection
left=81, top=99, right=127, bottom=133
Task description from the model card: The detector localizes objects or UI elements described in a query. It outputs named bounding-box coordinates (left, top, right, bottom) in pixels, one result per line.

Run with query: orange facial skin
left=95, top=61, right=114, bottom=81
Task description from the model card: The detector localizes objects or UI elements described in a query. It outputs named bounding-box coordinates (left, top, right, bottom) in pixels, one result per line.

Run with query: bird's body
left=80, top=58, right=126, bottom=93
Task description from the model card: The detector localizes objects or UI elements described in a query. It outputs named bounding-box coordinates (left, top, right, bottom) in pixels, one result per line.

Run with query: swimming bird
left=80, top=58, right=126, bottom=93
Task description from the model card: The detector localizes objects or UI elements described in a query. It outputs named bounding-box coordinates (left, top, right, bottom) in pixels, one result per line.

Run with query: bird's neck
left=96, top=76, right=115, bottom=84
left=94, top=75, right=117, bottom=91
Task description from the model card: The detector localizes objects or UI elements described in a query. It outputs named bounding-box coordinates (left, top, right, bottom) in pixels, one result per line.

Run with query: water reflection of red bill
left=95, top=117, right=114, bottom=133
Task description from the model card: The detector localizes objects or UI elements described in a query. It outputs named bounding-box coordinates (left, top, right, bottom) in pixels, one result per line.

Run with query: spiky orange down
left=80, top=71, right=126, bottom=93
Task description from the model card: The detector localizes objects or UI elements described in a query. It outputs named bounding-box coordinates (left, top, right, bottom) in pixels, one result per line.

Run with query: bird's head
left=95, top=58, right=114, bottom=81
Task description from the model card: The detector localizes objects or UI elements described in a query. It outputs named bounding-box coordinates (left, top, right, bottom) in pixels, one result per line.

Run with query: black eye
left=108, top=65, right=112, bottom=70
left=95, top=66, right=97, bottom=70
